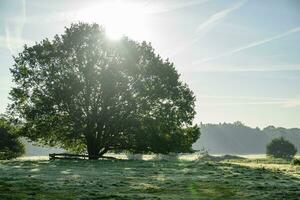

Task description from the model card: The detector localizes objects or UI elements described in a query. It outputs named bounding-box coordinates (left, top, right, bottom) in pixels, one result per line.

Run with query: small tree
left=266, top=137, right=297, bottom=159
left=0, top=118, right=25, bottom=160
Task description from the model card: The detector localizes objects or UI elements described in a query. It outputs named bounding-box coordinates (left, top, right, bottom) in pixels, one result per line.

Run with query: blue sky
left=1, top=0, right=300, bottom=128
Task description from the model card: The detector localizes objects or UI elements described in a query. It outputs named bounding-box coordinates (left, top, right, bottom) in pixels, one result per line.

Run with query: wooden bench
left=49, top=153, right=89, bottom=160
left=49, top=153, right=117, bottom=160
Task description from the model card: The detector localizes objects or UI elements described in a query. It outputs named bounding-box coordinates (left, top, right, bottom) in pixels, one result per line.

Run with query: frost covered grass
left=0, top=155, right=300, bottom=199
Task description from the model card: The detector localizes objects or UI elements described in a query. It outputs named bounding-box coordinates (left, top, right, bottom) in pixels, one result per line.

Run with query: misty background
left=22, top=122, right=300, bottom=156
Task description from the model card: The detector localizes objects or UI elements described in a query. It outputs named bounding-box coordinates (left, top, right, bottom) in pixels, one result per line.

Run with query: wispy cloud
left=4, top=0, right=27, bottom=54
left=196, top=0, right=246, bottom=33
left=284, top=99, right=300, bottom=108
left=203, top=101, right=284, bottom=106
left=199, top=95, right=289, bottom=101
left=187, top=64, right=300, bottom=72
left=168, top=0, right=246, bottom=57
left=144, top=0, right=211, bottom=14
left=194, top=26, right=300, bottom=64
left=27, top=0, right=211, bottom=24
left=0, top=36, right=32, bottom=50
left=199, top=95, right=300, bottom=108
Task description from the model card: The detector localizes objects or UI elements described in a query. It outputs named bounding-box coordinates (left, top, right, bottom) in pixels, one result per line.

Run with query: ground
left=0, top=155, right=299, bottom=200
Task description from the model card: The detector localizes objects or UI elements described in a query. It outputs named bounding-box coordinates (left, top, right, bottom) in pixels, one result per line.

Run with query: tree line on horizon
left=194, top=122, right=300, bottom=155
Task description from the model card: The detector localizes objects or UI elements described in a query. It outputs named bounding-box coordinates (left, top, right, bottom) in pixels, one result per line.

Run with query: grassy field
left=0, top=155, right=300, bottom=200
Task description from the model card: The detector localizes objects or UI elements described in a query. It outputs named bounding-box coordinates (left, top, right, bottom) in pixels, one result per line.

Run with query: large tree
left=9, top=23, right=199, bottom=159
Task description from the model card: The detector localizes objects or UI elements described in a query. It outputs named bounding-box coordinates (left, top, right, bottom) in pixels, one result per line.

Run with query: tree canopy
left=9, top=23, right=199, bottom=159
left=0, top=117, right=25, bottom=160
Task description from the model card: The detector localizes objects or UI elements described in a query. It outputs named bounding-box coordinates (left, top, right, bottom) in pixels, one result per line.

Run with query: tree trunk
left=86, top=136, right=109, bottom=160
left=87, top=147, right=108, bottom=159
left=86, top=136, right=100, bottom=160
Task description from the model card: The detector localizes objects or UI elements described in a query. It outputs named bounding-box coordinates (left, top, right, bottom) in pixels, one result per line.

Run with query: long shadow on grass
left=0, top=159, right=299, bottom=199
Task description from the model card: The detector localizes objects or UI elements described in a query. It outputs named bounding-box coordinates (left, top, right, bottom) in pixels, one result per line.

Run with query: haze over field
left=193, top=122, right=300, bottom=154
left=1, top=0, right=300, bottom=128
left=21, top=122, right=300, bottom=156
left=2, top=1, right=300, bottom=200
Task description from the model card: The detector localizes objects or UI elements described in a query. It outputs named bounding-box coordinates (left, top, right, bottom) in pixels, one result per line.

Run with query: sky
left=0, top=0, right=300, bottom=128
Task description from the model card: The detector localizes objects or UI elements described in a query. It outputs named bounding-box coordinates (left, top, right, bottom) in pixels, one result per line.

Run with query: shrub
left=266, top=137, right=297, bottom=160
left=291, top=158, right=300, bottom=165
left=0, top=118, right=25, bottom=160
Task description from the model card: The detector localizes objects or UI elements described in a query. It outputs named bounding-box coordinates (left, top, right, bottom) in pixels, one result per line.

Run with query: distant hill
left=193, top=122, right=300, bottom=154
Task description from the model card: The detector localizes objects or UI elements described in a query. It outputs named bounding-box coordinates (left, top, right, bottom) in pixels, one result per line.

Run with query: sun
left=80, top=1, right=148, bottom=40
